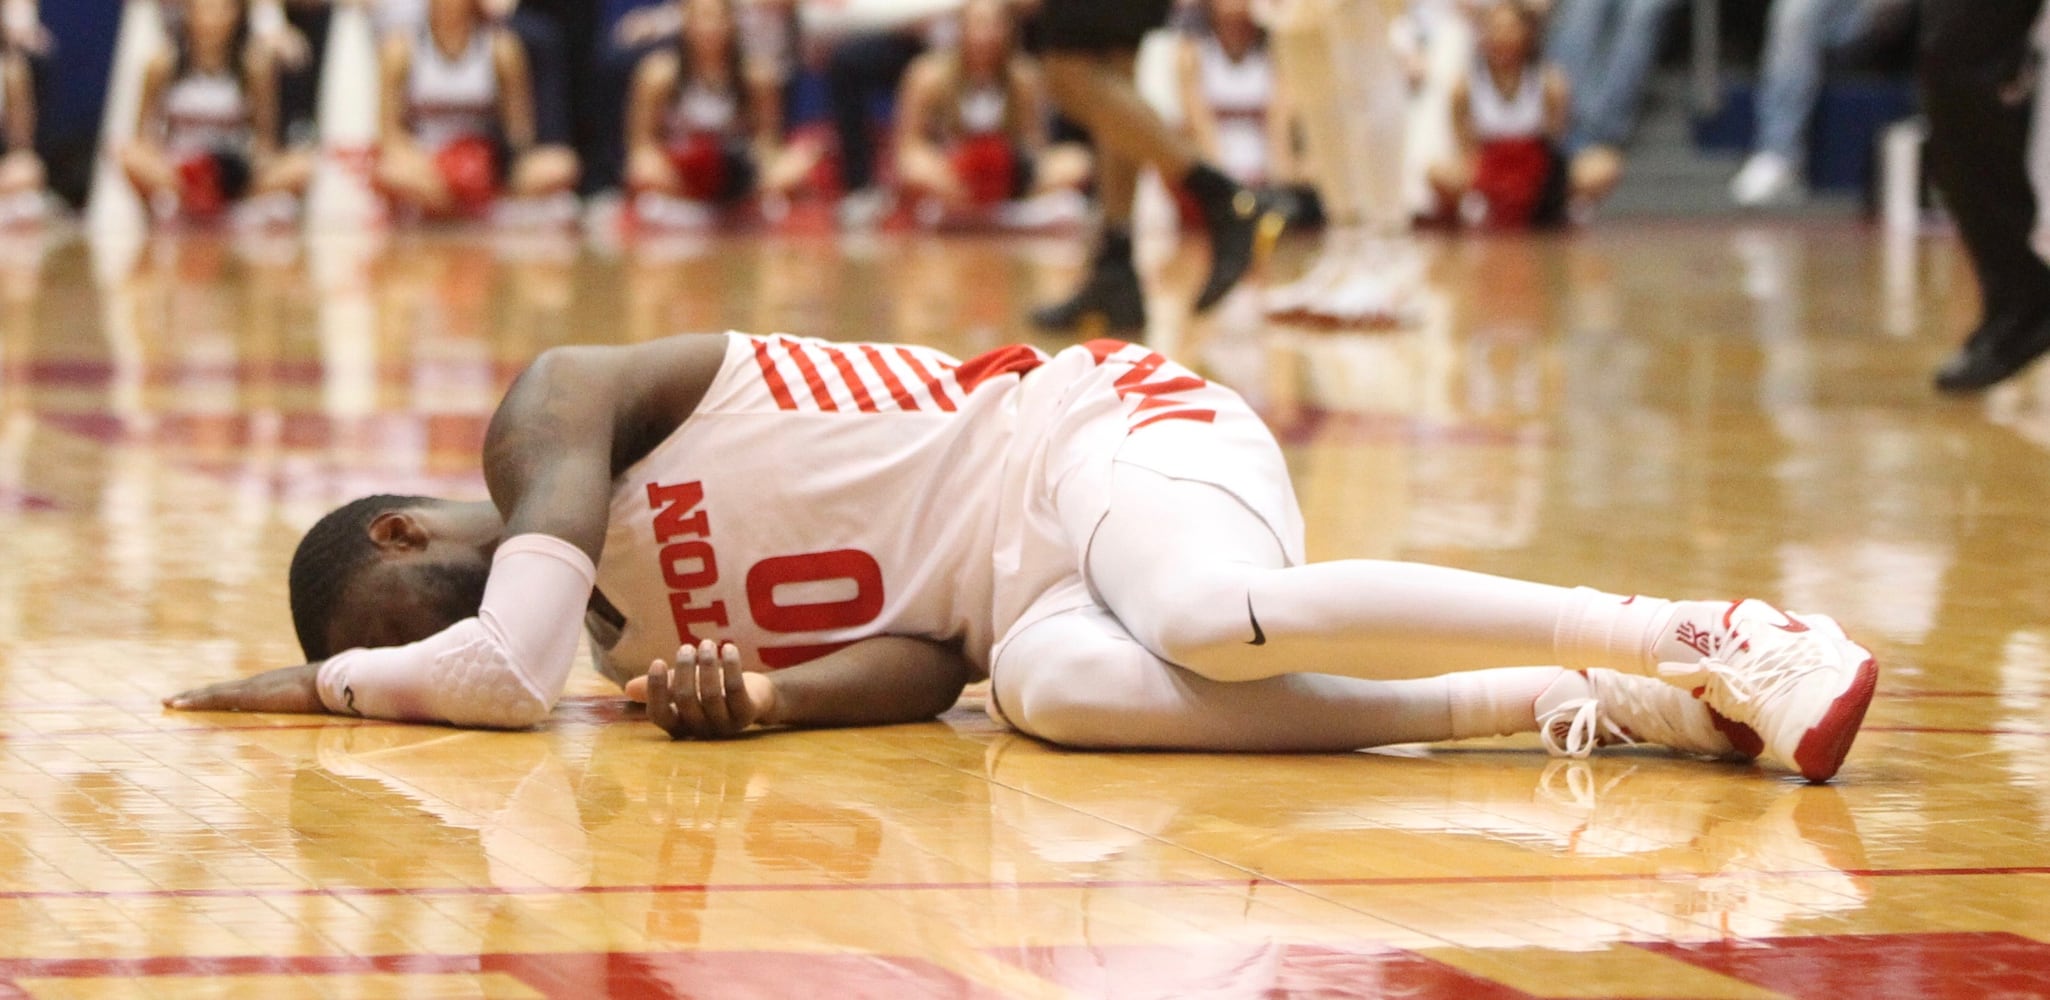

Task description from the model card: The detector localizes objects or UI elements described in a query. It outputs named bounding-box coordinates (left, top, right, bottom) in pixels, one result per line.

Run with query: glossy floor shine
left=2, top=222, right=2049, bottom=999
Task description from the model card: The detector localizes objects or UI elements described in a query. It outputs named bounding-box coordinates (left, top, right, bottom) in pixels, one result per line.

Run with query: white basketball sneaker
left=1658, top=601, right=1878, bottom=783
left=1535, top=668, right=1753, bottom=761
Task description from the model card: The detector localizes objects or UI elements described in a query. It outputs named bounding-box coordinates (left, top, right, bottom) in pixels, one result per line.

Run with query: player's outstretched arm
left=164, top=664, right=324, bottom=715
left=634, top=636, right=972, bottom=740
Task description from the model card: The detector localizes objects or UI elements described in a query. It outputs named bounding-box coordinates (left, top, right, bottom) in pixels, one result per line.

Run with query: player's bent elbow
left=442, top=691, right=555, bottom=730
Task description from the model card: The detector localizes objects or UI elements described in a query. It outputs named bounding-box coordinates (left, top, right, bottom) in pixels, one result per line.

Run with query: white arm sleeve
left=315, top=533, right=597, bottom=729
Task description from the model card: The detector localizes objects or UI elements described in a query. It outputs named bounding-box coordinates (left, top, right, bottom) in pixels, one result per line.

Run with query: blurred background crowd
left=0, top=0, right=1938, bottom=237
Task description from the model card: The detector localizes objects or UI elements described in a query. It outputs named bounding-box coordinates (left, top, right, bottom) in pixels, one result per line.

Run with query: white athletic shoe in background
left=998, top=190, right=1088, bottom=231
left=232, top=192, right=300, bottom=231
left=1731, top=153, right=1801, bottom=208
left=1266, top=228, right=1356, bottom=317
left=631, top=192, right=714, bottom=231
left=0, top=190, right=47, bottom=228
left=1658, top=601, right=1878, bottom=783
left=1304, top=238, right=1424, bottom=327
left=1536, top=668, right=1749, bottom=761
left=836, top=187, right=891, bottom=231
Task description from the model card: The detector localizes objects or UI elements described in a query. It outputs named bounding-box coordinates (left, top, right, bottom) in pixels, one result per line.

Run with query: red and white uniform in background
left=162, top=70, right=253, bottom=158
left=668, top=77, right=741, bottom=141
left=588, top=333, right=1302, bottom=687
left=948, top=78, right=1024, bottom=205
left=1195, top=34, right=1274, bottom=186
left=407, top=26, right=499, bottom=151
left=1467, top=59, right=1552, bottom=227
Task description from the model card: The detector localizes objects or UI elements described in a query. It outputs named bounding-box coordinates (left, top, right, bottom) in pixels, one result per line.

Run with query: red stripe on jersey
left=859, top=345, right=921, bottom=411
left=1084, top=338, right=1132, bottom=364
left=752, top=338, right=798, bottom=410
left=759, top=640, right=857, bottom=669
left=1132, top=409, right=1218, bottom=432
left=953, top=344, right=1047, bottom=393
left=821, top=347, right=880, bottom=412
left=895, top=347, right=958, bottom=412
left=782, top=341, right=840, bottom=411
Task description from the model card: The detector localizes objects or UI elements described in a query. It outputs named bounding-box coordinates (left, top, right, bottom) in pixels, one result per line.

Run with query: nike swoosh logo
left=1722, top=601, right=1811, bottom=634
left=1247, top=597, right=1267, bottom=646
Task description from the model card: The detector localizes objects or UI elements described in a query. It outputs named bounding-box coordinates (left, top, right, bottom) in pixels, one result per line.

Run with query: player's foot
left=633, top=192, right=715, bottom=231
left=1657, top=601, right=1877, bottom=783
left=1730, top=152, right=1802, bottom=208
left=1304, top=241, right=1424, bottom=328
left=1032, top=233, right=1146, bottom=332
left=1535, top=668, right=1752, bottom=761
left=837, top=187, right=892, bottom=231
left=1264, top=241, right=1350, bottom=318
left=1933, top=303, right=2050, bottom=393
left=1187, top=167, right=1286, bottom=312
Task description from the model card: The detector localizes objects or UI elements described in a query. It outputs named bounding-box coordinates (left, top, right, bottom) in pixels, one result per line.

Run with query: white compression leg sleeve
left=314, top=533, right=596, bottom=728
left=993, top=602, right=1565, bottom=751
left=1083, top=466, right=1684, bottom=683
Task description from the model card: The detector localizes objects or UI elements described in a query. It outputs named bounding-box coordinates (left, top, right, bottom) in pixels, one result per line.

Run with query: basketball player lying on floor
left=163, top=333, right=1879, bottom=782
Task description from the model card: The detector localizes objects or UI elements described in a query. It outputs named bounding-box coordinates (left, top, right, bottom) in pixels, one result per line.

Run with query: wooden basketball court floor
left=2, top=221, right=2049, bottom=999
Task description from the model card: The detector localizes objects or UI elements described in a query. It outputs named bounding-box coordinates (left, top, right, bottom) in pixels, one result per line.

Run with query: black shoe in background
left=1185, top=165, right=1285, bottom=313
left=1934, top=303, right=2050, bottom=393
left=1031, top=230, right=1147, bottom=332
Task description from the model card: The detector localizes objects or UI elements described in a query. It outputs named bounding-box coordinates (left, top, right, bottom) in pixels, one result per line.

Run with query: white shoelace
left=1538, top=697, right=1636, bottom=758
left=1659, top=625, right=1828, bottom=712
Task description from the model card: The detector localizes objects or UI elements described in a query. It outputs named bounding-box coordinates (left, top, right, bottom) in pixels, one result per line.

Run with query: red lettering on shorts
left=1085, top=340, right=1218, bottom=431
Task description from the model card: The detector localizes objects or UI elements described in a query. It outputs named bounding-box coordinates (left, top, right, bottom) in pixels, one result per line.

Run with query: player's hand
left=163, top=664, right=325, bottom=715
left=644, top=640, right=776, bottom=740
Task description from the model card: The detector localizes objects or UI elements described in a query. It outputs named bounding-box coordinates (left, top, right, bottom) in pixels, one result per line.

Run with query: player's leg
left=1031, top=95, right=1148, bottom=330
left=993, top=600, right=1739, bottom=757
left=1033, top=10, right=1282, bottom=319
left=1265, top=0, right=1359, bottom=316
left=1082, top=464, right=1873, bottom=780
left=1312, top=0, right=1422, bottom=325
left=509, top=146, right=579, bottom=198
left=376, top=141, right=453, bottom=213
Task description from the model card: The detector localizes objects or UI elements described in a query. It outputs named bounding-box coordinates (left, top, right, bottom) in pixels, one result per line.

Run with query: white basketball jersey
left=408, top=27, right=499, bottom=150
left=668, top=78, right=740, bottom=140
left=590, top=333, right=1051, bottom=685
left=957, top=82, right=1008, bottom=137
left=1468, top=62, right=1545, bottom=142
left=162, top=71, right=252, bottom=157
left=1197, top=36, right=1273, bottom=185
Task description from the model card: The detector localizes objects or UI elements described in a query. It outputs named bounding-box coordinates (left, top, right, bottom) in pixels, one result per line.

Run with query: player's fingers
left=671, top=656, right=709, bottom=737
left=623, top=674, right=648, bottom=703
left=697, top=648, right=733, bottom=734
left=719, top=643, right=749, bottom=723
left=646, top=660, right=678, bottom=735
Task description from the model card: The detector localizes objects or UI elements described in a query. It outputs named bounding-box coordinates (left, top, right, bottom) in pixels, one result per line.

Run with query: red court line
left=1879, top=691, right=2012, bottom=700
left=5, top=865, right=2048, bottom=903
left=1863, top=726, right=2050, bottom=736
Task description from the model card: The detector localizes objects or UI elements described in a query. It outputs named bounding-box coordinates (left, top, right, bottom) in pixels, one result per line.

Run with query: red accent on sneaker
left=1792, top=656, right=1879, bottom=783
left=1708, top=707, right=1764, bottom=759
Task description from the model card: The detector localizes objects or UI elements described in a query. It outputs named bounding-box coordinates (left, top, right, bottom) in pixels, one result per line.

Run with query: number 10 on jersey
left=649, top=480, right=886, bottom=669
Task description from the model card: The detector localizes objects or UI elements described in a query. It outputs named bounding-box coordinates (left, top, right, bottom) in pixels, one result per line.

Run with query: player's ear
left=367, top=510, right=431, bottom=553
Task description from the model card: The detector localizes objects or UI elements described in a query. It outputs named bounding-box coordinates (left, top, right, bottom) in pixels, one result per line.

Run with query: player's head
left=1202, top=0, right=1260, bottom=37
left=287, top=495, right=501, bottom=662
left=182, top=0, right=248, bottom=65
left=428, top=0, right=485, bottom=31
left=960, top=0, right=1016, bottom=71
left=1478, top=1, right=1544, bottom=69
left=683, top=0, right=738, bottom=65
